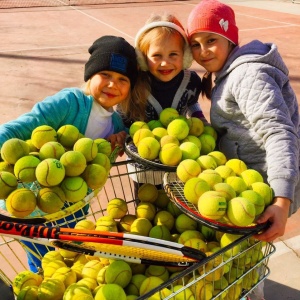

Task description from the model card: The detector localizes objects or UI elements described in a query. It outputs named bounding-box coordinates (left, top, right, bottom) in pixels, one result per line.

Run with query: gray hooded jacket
left=210, top=40, right=300, bottom=215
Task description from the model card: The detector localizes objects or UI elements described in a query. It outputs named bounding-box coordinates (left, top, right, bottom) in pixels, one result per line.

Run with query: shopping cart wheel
left=0, top=278, right=14, bottom=300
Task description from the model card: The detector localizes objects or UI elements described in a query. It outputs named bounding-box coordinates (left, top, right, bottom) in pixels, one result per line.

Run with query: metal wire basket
left=0, top=159, right=276, bottom=300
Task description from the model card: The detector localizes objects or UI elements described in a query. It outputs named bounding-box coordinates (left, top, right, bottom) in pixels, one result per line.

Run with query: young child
left=119, top=13, right=208, bottom=193
left=187, top=2, right=300, bottom=297
left=0, top=35, right=138, bottom=271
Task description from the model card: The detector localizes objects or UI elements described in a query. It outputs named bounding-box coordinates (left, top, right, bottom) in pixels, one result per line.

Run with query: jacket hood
left=217, top=40, right=289, bottom=82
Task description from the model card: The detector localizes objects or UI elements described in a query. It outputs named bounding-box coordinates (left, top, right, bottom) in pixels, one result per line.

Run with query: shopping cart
left=0, top=159, right=275, bottom=299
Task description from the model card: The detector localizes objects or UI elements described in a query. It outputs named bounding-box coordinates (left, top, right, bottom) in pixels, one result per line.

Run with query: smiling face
left=189, top=32, right=233, bottom=73
left=89, top=71, right=131, bottom=110
left=146, top=32, right=184, bottom=82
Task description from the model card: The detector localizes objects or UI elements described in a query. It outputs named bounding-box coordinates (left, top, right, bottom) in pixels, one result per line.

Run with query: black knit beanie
left=84, top=35, right=138, bottom=88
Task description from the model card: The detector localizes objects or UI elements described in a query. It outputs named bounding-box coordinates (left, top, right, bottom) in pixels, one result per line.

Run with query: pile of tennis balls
left=129, top=107, right=217, bottom=166
left=178, top=153, right=274, bottom=228
left=13, top=184, right=266, bottom=299
left=0, top=124, right=112, bottom=217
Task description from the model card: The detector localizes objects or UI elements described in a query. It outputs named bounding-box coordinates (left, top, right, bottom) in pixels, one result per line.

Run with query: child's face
left=146, top=34, right=184, bottom=82
left=89, top=71, right=131, bottom=110
left=190, top=32, right=232, bottom=73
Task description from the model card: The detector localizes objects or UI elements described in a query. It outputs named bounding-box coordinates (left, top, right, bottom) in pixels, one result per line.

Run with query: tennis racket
left=0, top=220, right=206, bottom=266
left=163, top=172, right=269, bottom=235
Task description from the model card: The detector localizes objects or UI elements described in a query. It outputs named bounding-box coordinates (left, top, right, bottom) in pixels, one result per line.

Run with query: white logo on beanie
left=219, top=19, right=229, bottom=32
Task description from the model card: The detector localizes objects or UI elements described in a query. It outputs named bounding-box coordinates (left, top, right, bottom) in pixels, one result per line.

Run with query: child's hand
left=254, top=197, right=291, bottom=242
left=107, top=131, right=127, bottom=156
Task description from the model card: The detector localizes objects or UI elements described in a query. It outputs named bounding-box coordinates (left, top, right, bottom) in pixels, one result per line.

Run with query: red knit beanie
left=187, top=0, right=239, bottom=45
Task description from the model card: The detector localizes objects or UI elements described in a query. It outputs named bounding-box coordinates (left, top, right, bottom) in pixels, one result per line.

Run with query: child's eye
left=170, top=52, right=178, bottom=57
left=100, top=72, right=109, bottom=77
left=207, top=38, right=216, bottom=44
left=191, top=43, right=200, bottom=48
left=119, top=77, right=129, bottom=83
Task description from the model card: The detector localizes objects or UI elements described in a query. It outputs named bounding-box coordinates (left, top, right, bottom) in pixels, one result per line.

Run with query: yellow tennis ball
left=225, top=175, right=247, bottom=194
left=149, top=225, right=171, bottom=241
left=16, top=285, right=39, bottom=299
left=147, top=119, right=163, bottom=130
left=160, top=135, right=180, bottom=147
left=172, top=285, right=194, bottom=300
left=75, top=219, right=95, bottom=230
left=240, top=169, right=264, bottom=188
left=178, top=230, right=204, bottom=245
left=175, top=214, right=197, bottom=233
left=198, top=169, right=223, bottom=188
left=91, top=153, right=111, bottom=173
left=212, top=182, right=236, bottom=201
left=145, top=265, right=169, bottom=282
left=129, top=121, right=149, bottom=138
left=250, top=181, right=274, bottom=206
left=176, top=159, right=201, bottom=183
left=184, top=238, right=208, bottom=253
left=56, top=124, right=80, bottom=149
left=136, top=202, right=156, bottom=220
left=130, top=217, right=153, bottom=236
left=43, top=260, right=67, bottom=279
left=81, top=163, right=108, bottom=189
left=159, top=107, right=180, bottom=127
left=96, top=216, right=118, bottom=232
left=107, top=198, right=128, bottom=219
left=133, top=128, right=154, bottom=146
left=159, top=143, right=182, bottom=166
left=186, top=117, right=204, bottom=137
left=203, top=125, right=218, bottom=140
left=76, top=278, right=98, bottom=290
left=73, top=138, right=98, bottom=162
left=118, top=214, right=137, bottom=232
left=125, top=274, right=147, bottom=296
left=51, top=266, right=77, bottom=288
left=167, top=119, right=190, bottom=140
left=208, top=151, right=227, bottom=166
left=215, top=165, right=236, bottom=180
left=41, top=251, right=64, bottom=270
left=198, top=133, right=216, bottom=155
left=63, top=283, right=93, bottom=300
left=227, top=197, right=256, bottom=226
left=182, top=135, right=202, bottom=151
left=14, top=155, right=41, bottom=182
left=139, top=276, right=164, bottom=296
left=39, top=141, right=65, bottom=160
left=152, top=127, right=168, bottom=141
left=1, top=138, right=30, bottom=164
left=36, top=186, right=66, bottom=213
left=95, top=283, right=127, bottom=300
left=35, top=158, right=65, bottom=187
left=0, top=171, right=18, bottom=199
left=13, top=270, right=42, bottom=296
left=167, top=201, right=182, bottom=217
left=94, top=138, right=112, bottom=156
left=198, top=191, right=227, bottom=220
left=0, top=161, right=14, bottom=174
left=37, top=278, right=65, bottom=300
left=59, top=150, right=87, bottom=177
left=6, top=188, right=37, bottom=217
left=196, top=154, right=218, bottom=170
left=239, top=190, right=265, bottom=216
left=199, top=252, right=225, bottom=281
left=153, top=210, right=175, bottom=231
left=137, top=136, right=160, bottom=160
left=105, top=260, right=132, bottom=288
left=31, top=125, right=57, bottom=149
left=153, top=189, right=170, bottom=209
left=194, top=279, right=213, bottom=300
left=225, top=158, right=248, bottom=175
left=138, top=183, right=158, bottom=202
left=179, top=141, right=200, bottom=160
left=183, top=177, right=211, bottom=205
left=60, top=176, right=88, bottom=202
left=81, top=260, right=104, bottom=280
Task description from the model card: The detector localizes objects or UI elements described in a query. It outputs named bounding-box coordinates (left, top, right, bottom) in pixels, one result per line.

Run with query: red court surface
left=0, top=1, right=300, bottom=299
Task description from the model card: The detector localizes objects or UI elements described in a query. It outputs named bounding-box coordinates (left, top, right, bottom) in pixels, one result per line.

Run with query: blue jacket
left=0, top=87, right=126, bottom=147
